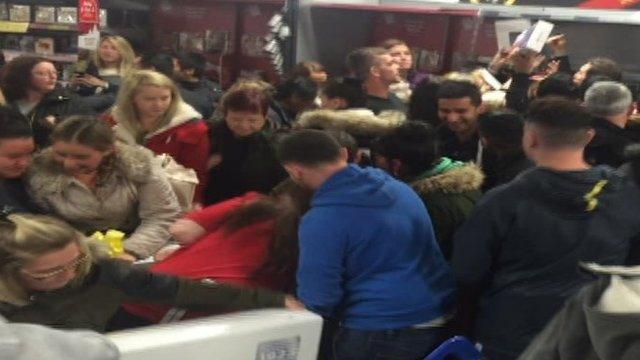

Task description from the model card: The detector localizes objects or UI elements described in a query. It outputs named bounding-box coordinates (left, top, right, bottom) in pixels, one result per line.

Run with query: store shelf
left=3, top=50, right=78, bottom=63
left=0, top=21, right=77, bottom=34
left=310, top=1, right=479, bottom=16
left=29, top=23, right=77, bottom=32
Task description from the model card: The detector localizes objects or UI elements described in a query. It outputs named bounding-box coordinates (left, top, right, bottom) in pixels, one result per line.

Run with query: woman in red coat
left=109, top=69, right=210, bottom=204
left=123, top=180, right=312, bottom=323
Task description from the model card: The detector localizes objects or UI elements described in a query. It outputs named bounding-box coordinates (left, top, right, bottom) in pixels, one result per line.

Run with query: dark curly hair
left=1, top=56, right=53, bottom=102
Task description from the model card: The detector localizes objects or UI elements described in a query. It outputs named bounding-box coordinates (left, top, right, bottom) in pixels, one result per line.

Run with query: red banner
left=78, top=0, right=100, bottom=34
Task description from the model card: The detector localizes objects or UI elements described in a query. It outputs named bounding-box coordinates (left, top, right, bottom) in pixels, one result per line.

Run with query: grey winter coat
left=27, top=144, right=181, bottom=258
left=519, top=264, right=640, bottom=360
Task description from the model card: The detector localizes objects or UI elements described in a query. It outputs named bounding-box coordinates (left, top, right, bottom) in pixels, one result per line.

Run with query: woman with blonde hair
left=108, top=70, right=210, bottom=204
left=27, top=116, right=182, bottom=261
left=74, top=35, right=136, bottom=111
left=0, top=213, right=298, bottom=332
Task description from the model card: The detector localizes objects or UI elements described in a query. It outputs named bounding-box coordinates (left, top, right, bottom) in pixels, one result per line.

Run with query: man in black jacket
left=584, top=81, right=636, bottom=167
left=437, top=80, right=483, bottom=162
left=0, top=108, right=38, bottom=216
left=452, top=97, right=640, bottom=360
left=175, top=52, right=222, bottom=120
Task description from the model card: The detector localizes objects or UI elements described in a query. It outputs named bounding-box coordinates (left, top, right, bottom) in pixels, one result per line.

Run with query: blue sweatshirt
left=297, top=165, right=455, bottom=330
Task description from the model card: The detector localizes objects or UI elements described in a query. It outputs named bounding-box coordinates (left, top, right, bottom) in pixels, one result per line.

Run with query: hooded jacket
left=0, top=315, right=119, bottom=360
left=519, top=264, right=640, bottom=360
left=112, top=101, right=210, bottom=202
left=411, top=161, right=484, bottom=259
left=27, top=144, right=182, bottom=259
left=298, top=165, right=455, bottom=330
left=452, top=166, right=640, bottom=359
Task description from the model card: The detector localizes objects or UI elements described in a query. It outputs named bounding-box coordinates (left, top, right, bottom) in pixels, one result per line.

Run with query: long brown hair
left=224, top=179, right=313, bottom=289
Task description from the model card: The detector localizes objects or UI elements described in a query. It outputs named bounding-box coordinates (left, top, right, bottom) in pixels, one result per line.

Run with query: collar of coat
left=411, top=162, right=484, bottom=195
left=28, top=143, right=155, bottom=196
left=297, top=108, right=406, bottom=137
left=112, top=101, right=202, bottom=144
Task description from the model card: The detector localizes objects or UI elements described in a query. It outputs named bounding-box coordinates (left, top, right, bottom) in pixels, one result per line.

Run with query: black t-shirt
left=437, top=125, right=479, bottom=162
left=365, top=93, right=406, bottom=115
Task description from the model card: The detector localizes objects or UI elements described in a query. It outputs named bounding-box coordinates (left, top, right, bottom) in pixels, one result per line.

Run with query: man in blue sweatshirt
left=276, top=129, right=455, bottom=360
left=452, top=97, right=640, bottom=360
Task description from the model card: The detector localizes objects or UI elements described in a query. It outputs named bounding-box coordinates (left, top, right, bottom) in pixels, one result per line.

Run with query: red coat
left=123, top=192, right=290, bottom=322
left=111, top=102, right=210, bottom=203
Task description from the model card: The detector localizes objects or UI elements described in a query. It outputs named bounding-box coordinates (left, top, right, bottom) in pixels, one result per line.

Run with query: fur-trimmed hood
left=113, top=101, right=202, bottom=144
left=297, top=108, right=406, bottom=137
left=27, top=143, right=155, bottom=197
left=411, top=163, right=484, bottom=195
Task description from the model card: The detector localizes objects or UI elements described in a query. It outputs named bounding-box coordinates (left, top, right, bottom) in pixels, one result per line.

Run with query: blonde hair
left=93, top=35, right=135, bottom=75
left=0, top=214, right=98, bottom=306
left=113, top=69, right=183, bottom=143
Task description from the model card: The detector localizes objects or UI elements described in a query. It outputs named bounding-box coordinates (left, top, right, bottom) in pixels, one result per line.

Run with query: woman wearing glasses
left=0, top=213, right=300, bottom=332
left=1, top=56, right=92, bottom=147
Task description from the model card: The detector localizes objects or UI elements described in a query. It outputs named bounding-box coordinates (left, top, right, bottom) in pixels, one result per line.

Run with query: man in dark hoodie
left=452, top=97, right=640, bottom=360
left=478, top=110, right=534, bottom=191
left=174, top=52, right=222, bottom=120
left=584, top=81, right=636, bottom=167
left=277, top=129, right=455, bottom=360
left=0, top=108, right=38, bottom=216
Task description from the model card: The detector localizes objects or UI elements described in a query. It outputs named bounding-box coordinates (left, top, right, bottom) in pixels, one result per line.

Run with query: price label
left=0, top=21, right=29, bottom=33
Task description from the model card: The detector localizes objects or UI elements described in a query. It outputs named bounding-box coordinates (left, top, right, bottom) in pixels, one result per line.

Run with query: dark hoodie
left=297, top=165, right=455, bottom=330
left=178, top=78, right=221, bottom=120
left=519, top=268, right=640, bottom=360
left=452, top=166, right=640, bottom=360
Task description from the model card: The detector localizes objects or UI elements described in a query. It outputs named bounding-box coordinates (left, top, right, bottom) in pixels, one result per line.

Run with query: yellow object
left=584, top=180, right=609, bottom=212
left=90, top=230, right=125, bottom=257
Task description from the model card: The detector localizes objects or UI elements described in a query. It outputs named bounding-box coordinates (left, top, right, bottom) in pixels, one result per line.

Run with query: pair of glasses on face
left=21, top=253, right=88, bottom=281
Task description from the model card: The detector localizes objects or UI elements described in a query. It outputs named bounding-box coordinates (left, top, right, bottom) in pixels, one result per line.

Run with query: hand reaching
left=546, top=34, right=568, bottom=57
left=170, top=218, right=206, bottom=245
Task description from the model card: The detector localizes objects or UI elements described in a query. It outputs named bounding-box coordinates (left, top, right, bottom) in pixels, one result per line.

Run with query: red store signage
left=78, top=0, right=100, bottom=34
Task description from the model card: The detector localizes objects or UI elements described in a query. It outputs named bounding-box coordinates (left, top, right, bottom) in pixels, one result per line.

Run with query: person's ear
left=339, top=147, right=349, bottom=163
left=334, top=98, right=348, bottom=110
left=477, top=102, right=487, bottom=114
left=585, top=128, right=596, bottom=144
left=391, top=159, right=403, bottom=177
left=370, top=65, right=380, bottom=78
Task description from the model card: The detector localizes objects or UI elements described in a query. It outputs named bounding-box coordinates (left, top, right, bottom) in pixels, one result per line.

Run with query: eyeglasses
left=21, top=253, right=87, bottom=281
left=32, top=71, right=57, bottom=78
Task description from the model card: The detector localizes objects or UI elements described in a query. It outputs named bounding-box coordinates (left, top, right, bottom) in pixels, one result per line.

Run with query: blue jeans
left=333, top=326, right=449, bottom=360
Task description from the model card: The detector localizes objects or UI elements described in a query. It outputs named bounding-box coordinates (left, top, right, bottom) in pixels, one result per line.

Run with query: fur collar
left=28, top=143, right=154, bottom=196
left=297, top=108, right=406, bottom=137
left=113, top=101, right=202, bottom=144
left=411, top=163, right=484, bottom=195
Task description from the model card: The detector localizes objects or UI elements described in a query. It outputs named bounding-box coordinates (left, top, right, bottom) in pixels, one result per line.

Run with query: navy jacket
left=452, top=166, right=640, bottom=359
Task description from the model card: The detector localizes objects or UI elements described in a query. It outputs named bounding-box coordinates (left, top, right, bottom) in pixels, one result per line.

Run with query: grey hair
left=584, top=81, right=633, bottom=118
